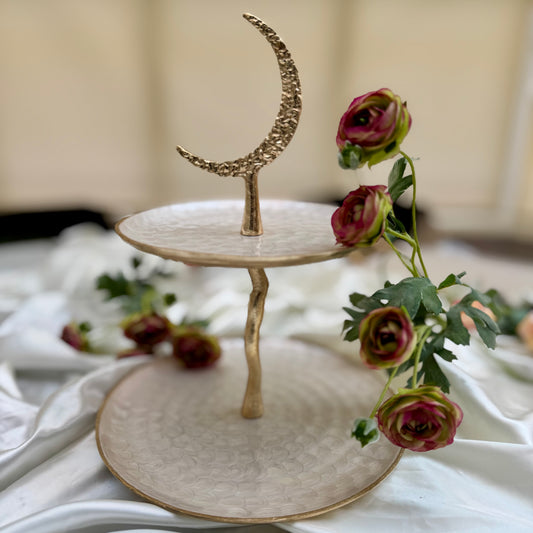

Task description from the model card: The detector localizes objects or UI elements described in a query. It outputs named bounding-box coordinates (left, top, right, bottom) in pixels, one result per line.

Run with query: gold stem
left=241, top=169, right=263, bottom=236
left=241, top=267, right=268, bottom=418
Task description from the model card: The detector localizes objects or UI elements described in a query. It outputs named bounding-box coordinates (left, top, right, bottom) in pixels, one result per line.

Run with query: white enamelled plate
left=115, top=200, right=356, bottom=268
left=96, top=338, right=402, bottom=523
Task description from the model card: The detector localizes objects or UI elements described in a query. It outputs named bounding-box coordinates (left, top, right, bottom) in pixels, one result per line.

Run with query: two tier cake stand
left=96, top=13, right=402, bottom=524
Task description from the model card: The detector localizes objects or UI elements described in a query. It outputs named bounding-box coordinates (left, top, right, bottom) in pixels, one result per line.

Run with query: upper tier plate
left=115, top=200, right=355, bottom=268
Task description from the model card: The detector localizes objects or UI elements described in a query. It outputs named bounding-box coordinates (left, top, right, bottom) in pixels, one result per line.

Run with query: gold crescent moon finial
left=176, top=13, right=302, bottom=236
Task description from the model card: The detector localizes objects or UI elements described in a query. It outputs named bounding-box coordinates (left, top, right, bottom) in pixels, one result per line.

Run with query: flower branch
left=332, top=88, right=504, bottom=452
left=60, top=256, right=221, bottom=368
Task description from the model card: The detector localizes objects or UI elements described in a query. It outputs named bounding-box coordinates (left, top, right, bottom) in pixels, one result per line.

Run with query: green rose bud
left=352, top=417, right=380, bottom=448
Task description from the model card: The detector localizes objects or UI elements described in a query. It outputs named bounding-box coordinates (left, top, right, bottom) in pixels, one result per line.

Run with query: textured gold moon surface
left=176, top=13, right=302, bottom=178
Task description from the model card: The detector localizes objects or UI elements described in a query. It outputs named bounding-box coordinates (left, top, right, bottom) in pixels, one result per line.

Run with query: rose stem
left=383, top=233, right=418, bottom=277
left=400, top=151, right=429, bottom=278
left=369, top=366, right=399, bottom=418
left=411, top=327, right=432, bottom=388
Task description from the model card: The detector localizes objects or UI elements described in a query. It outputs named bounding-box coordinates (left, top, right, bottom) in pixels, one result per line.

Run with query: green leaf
left=387, top=156, right=413, bottom=202
left=438, top=272, right=466, bottom=290
left=484, top=288, right=532, bottom=336
left=131, top=256, right=142, bottom=269
left=421, top=283, right=443, bottom=315
left=388, top=157, right=407, bottom=189
left=386, top=213, right=407, bottom=235
left=79, top=321, right=92, bottom=333
left=342, top=318, right=353, bottom=331
left=96, top=273, right=131, bottom=300
left=343, top=326, right=361, bottom=342
left=388, top=174, right=413, bottom=203
left=349, top=292, right=368, bottom=307
left=373, top=277, right=441, bottom=319
left=461, top=289, right=490, bottom=307
left=444, top=289, right=501, bottom=348
left=434, top=345, right=457, bottom=363
left=395, top=355, right=416, bottom=376
left=473, top=319, right=497, bottom=348
left=464, top=306, right=499, bottom=349
left=344, top=307, right=365, bottom=320
left=348, top=293, right=383, bottom=314
left=444, top=305, right=470, bottom=345
left=163, top=293, right=177, bottom=306
left=420, top=354, right=451, bottom=393
left=343, top=290, right=388, bottom=342
left=503, top=307, right=531, bottom=335
left=342, top=308, right=366, bottom=341
left=396, top=333, right=456, bottom=391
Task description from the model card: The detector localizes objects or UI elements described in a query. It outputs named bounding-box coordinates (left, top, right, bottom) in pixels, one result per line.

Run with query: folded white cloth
left=1, top=225, right=532, bottom=533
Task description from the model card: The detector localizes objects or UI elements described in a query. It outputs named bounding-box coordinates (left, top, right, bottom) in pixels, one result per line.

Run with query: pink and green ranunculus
left=172, top=326, right=222, bottom=368
left=331, top=185, right=392, bottom=247
left=60, top=322, right=91, bottom=352
left=121, top=312, right=172, bottom=348
left=377, top=386, right=463, bottom=452
left=337, top=88, right=411, bottom=168
left=359, top=306, right=416, bottom=369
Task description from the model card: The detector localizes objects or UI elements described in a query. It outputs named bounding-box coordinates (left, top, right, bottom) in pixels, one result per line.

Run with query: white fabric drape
left=1, top=225, right=532, bottom=533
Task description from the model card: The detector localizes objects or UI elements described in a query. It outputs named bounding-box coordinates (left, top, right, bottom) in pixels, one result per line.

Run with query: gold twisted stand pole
left=241, top=267, right=269, bottom=418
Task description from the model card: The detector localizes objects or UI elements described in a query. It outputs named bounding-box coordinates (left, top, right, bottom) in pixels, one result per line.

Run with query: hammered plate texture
left=115, top=200, right=355, bottom=268
left=96, top=338, right=402, bottom=523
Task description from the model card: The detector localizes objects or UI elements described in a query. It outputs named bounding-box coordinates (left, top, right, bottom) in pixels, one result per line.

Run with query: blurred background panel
left=0, top=0, right=532, bottom=241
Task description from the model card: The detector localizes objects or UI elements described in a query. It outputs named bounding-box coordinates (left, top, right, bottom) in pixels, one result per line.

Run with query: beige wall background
left=1, top=0, right=532, bottom=240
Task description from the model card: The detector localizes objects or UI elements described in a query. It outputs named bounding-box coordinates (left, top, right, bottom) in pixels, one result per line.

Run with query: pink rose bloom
left=60, top=322, right=91, bottom=352
left=331, top=185, right=392, bottom=247
left=517, top=311, right=533, bottom=352
left=460, top=300, right=496, bottom=331
left=122, top=313, right=171, bottom=347
left=377, top=386, right=463, bottom=452
left=359, top=306, right=416, bottom=369
left=337, top=88, right=411, bottom=168
left=172, top=327, right=221, bottom=369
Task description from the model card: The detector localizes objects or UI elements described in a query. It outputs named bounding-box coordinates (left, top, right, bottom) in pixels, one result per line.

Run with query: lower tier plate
left=96, top=338, right=402, bottom=523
